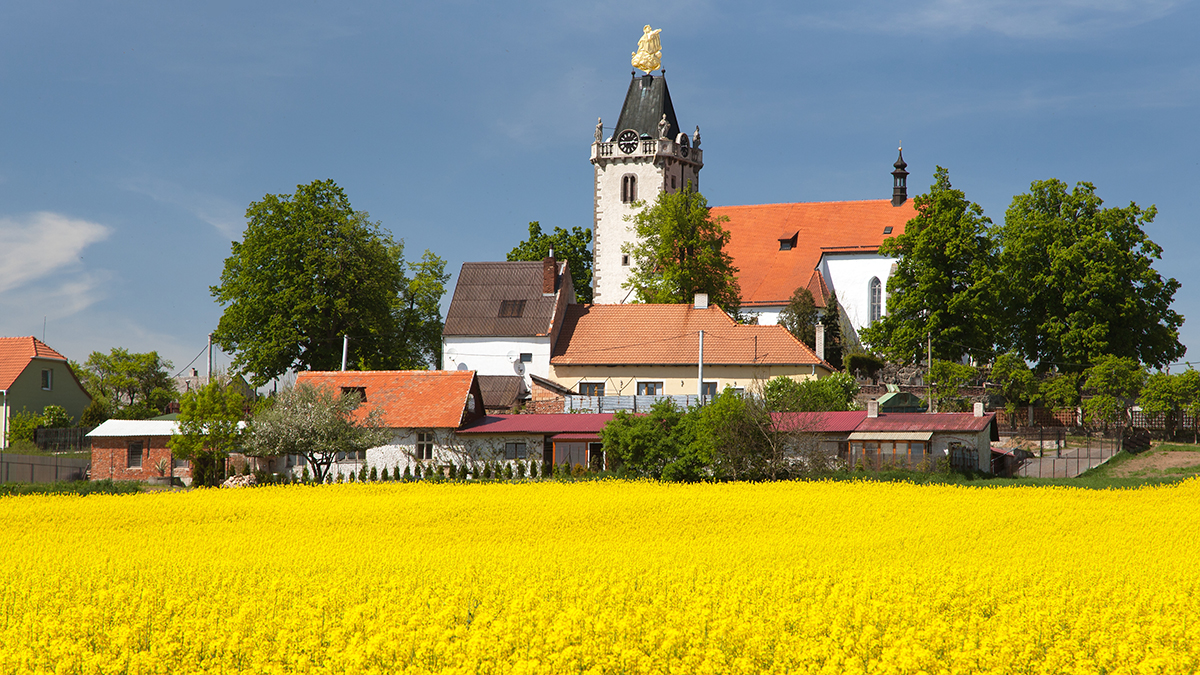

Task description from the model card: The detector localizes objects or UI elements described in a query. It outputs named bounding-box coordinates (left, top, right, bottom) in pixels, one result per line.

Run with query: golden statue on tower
left=631, top=25, right=662, bottom=73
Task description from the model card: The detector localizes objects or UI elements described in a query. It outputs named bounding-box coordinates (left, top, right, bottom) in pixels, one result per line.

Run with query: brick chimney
left=542, top=255, right=557, bottom=296
left=815, top=323, right=825, bottom=362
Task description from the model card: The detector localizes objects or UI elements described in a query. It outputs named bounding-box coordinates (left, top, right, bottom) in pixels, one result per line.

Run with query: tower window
left=869, top=277, right=882, bottom=324
left=671, top=176, right=677, bottom=190
left=621, top=254, right=630, bottom=266
left=621, top=174, right=637, bottom=203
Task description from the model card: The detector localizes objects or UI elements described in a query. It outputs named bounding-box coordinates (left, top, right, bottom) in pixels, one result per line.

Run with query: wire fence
left=996, top=428, right=1121, bottom=478
left=0, top=453, right=90, bottom=483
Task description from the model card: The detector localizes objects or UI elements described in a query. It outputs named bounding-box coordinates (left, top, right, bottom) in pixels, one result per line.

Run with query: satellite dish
left=514, top=361, right=526, bottom=375
left=506, top=350, right=519, bottom=363
left=445, top=347, right=458, bottom=361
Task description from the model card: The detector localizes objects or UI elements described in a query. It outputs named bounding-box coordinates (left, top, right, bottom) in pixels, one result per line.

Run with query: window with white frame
left=868, top=277, right=882, bottom=324
left=41, top=369, right=52, bottom=391
left=636, top=381, right=664, bottom=396
left=416, top=432, right=435, bottom=460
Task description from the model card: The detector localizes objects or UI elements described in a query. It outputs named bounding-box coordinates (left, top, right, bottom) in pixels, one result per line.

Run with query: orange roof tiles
left=711, top=199, right=915, bottom=308
left=295, top=370, right=481, bottom=429
left=551, top=304, right=824, bottom=367
left=0, top=337, right=69, bottom=390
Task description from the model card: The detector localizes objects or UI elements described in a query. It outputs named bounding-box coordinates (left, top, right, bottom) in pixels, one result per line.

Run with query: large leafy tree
left=78, top=348, right=176, bottom=419
left=169, top=380, right=245, bottom=487
left=1082, top=355, right=1145, bottom=437
left=244, top=382, right=390, bottom=484
left=860, top=167, right=998, bottom=364
left=211, top=180, right=448, bottom=386
left=997, top=179, right=1183, bottom=371
left=991, top=352, right=1040, bottom=419
left=623, top=184, right=741, bottom=315
left=507, top=221, right=593, bottom=303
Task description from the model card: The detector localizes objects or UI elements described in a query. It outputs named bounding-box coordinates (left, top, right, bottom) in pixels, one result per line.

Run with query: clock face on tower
left=617, top=129, right=639, bottom=154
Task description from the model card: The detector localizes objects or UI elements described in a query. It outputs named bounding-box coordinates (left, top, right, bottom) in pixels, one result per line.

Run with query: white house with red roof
left=1, top=337, right=91, bottom=449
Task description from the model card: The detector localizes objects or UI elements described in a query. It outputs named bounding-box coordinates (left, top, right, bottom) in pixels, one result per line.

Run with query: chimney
left=867, top=400, right=879, bottom=418
left=974, top=401, right=984, bottom=417
left=542, top=256, right=557, bottom=296
left=694, top=292, right=709, bottom=309
left=814, top=323, right=825, bottom=362
left=891, top=146, right=909, bottom=207
left=191, top=368, right=198, bottom=378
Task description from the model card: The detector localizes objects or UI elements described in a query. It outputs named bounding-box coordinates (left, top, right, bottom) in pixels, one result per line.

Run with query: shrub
left=517, top=461, right=526, bottom=479
left=457, top=464, right=467, bottom=481
left=348, top=471, right=356, bottom=483
left=403, top=466, right=412, bottom=481
left=359, top=466, right=368, bottom=482
left=504, top=463, right=514, bottom=480
left=572, top=463, right=585, bottom=477
left=40, top=405, right=73, bottom=429
left=414, top=464, right=423, bottom=480
left=370, top=466, right=378, bottom=482
left=301, top=466, right=311, bottom=483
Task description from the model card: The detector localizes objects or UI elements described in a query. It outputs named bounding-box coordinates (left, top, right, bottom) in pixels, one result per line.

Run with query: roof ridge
left=713, top=198, right=897, bottom=209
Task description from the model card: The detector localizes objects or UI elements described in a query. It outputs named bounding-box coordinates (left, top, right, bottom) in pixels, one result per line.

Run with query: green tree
left=820, top=298, right=845, bottom=370
left=507, top=222, right=593, bottom=303
left=169, top=380, right=245, bottom=487
left=761, top=373, right=859, bottom=412
left=860, top=167, right=998, bottom=364
left=1082, top=356, right=1145, bottom=442
left=79, top=348, right=176, bottom=419
left=778, top=287, right=818, bottom=349
left=928, top=359, right=978, bottom=413
left=1177, top=370, right=1200, bottom=443
left=211, top=180, right=448, bottom=385
left=1138, top=371, right=1182, bottom=440
left=998, top=179, right=1183, bottom=370
left=600, top=398, right=707, bottom=481
left=990, top=352, right=1039, bottom=420
left=243, top=382, right=390, bottom=484
left=1040, top=371, right=1081, bottom=413
left=623, top=184, right=742, bottom=316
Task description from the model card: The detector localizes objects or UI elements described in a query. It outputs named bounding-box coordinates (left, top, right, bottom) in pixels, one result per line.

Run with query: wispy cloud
left=797, top=0, right=1186, bottom=39
left=0, top=212, right=110, bottom=295
left=121, top=176, right=244, bottom=237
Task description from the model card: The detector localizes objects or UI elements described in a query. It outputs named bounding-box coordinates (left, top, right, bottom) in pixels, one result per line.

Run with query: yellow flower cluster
left=1, top=480, right=1198, bottom=674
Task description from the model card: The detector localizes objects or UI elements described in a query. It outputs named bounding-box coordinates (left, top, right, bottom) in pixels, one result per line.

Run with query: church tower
left=590, top=71, right=703, bottom=304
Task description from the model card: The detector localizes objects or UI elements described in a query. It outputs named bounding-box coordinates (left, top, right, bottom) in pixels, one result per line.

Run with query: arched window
left=621, top=174, right=637, bottom=203
left=868, top=277, right=882, bottom=324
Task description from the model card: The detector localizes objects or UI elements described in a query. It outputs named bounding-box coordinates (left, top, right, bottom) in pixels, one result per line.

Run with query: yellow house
left=548, top=300, right=831, bottom=399
left=1, top=337, right=92, bottom=448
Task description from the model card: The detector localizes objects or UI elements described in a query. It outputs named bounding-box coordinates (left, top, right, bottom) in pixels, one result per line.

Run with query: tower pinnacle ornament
left=631, top=25, right=662, bottom=73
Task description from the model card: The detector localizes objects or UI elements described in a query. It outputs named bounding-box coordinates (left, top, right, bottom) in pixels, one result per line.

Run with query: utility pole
left=341, top=336, right=349, bottom=371
left=207, top=333, right=214, bottom=382
left=698, top=330, right=705, bottom=403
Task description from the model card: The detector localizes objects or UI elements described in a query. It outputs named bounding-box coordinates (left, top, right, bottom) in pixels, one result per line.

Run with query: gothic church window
left=869, top=277, right=882, bottom=324
left=621, top=175, right=637, bottom=203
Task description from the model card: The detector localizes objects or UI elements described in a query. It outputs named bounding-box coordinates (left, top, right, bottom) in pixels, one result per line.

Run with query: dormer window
left=499, top=300, right=526, bottom=318
left=883, top=226, right=893, bottom=235
left=621, top=174, right=638, bottom=203
left=778, top=233, right=798, bottom=251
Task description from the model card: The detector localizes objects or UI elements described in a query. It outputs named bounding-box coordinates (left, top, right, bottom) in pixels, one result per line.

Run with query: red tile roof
left=0, top=337, right=70, bottom=390
left=855, top=412, right=995, bottom=433
left=551, top=304, right=826, bottom=367
left=711, top=199, right=915, bottom=307
left=458, top=413, right=614, bottom=435
left=772, top=410, right=868, bottom=434
left=295, top=371, right=482, bottom=429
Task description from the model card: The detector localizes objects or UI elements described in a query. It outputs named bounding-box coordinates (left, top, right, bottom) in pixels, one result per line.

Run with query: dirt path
left=1108, top=449, right=1200, bottom=478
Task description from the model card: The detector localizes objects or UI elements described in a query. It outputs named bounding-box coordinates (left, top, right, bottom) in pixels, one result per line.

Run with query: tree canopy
left=622, top=184, right=741, bottom=315
left=778, top=287, right=818, bottom=349
left=860, top=167, right=998, bottom=364
left=77, top=348, right=176, bottom=419
left=244, top=382, right=390, bottom=484
left=168, top=380, right=245, bottom=487
left=997, top=179, right=1183, bottom=371
left=507, top=221, right=593, bottom=303
left=761, top=373, right=859, bottom=412
left=211, top=180, right=448, bottom=386
left=1082, top=355, right=1145, bottom=431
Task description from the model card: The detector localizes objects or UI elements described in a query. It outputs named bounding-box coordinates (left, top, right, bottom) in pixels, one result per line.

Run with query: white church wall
left=820, top=253, right=899, bottom=337
left=592, top=156, right=667, bottom=304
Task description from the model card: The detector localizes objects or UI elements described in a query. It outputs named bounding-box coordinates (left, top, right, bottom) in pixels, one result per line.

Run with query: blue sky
left=2, top=0, right=1198, bottom=378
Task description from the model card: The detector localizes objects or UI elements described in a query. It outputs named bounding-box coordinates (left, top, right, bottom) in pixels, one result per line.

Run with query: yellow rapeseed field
left=1, top=479, right=1198, bottom=674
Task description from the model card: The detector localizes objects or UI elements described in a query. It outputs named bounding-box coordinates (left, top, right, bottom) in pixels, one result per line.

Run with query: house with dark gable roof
left=1, top=337, right=91, bottom=449
left=441, top=256, right=574, bottom=391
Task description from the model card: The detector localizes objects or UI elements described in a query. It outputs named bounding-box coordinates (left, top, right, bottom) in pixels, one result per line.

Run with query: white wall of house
left=442, top=336, right=553, bottom=386
left=744, top=307, right=783, bottom=326
left=930, top=429, right=993, bottom=472
left=819, top=253, right=898, bottom=338
left=366, top=429, right=546, bottom=475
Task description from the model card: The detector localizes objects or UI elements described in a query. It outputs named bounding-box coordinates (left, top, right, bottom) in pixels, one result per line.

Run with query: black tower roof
left=614, top=73, right=680, bottom=140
